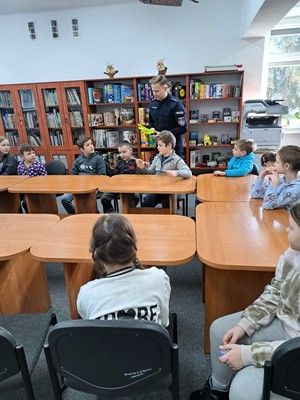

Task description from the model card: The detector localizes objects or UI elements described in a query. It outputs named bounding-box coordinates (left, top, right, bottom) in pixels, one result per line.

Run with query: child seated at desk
left=17, top=143, right=47, bottom=212
left=0, top=136, right=17, bottom=175
left=101, top=141, right=139, bottom=213
left=213, top=139, right=255, bottom=177
left=77, top=214, right=171, bottom=327
left=251, top=145, right=300, bottom=210
left=17, top=143, right=47, bottom=176
left=136, top=130, right=192, bottom=208
left=190, top=203, right=300, bottom=400
left=61, top=136, right=106, bottom=214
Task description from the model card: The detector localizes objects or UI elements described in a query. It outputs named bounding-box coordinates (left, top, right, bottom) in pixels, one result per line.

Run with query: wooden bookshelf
left=1, top=70, right=243, bottom=172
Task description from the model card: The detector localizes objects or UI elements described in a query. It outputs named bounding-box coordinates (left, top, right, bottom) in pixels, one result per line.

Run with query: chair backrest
left=263, top=337, right=300, bottom=400
left=250, top=163, right=260, bottom=176
left=0, top=327, right=20, bottom=382
left=46, top=318, right=178, bottom=398
left=45, top=160, right=67, bottom=175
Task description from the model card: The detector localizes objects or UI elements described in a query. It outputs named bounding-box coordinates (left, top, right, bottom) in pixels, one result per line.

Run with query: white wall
left=0, top=0, right=266, bottom=100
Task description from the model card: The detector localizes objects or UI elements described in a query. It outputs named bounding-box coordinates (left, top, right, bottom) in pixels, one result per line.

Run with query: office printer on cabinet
left=242, top=99, right=288, bottom=149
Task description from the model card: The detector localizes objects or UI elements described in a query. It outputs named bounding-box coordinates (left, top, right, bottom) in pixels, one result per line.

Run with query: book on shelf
left=104, top=83, right=115, bottom=103
left=36, top=154, right=46, bottom=164
left=204, top=64, right=242, bottom=72
left=138, top=107, right=149, bottom=125
left=93, top=129, right=107, bottom=147
left=88, top=87, right=104, bottom=104
left=28, top=133, right=42, bottom=146
left=5, top=132, right=20, bottom=146
left=0, top=91, right=13, bottom=108
left=121, top=130, right=137, bottom=146
left=43, top=89, right=58, bottom=107
left=69, top=111, right=83, bottom=127
left=49, top=130, right=64, bottom=146
left=103, top=111, right=115, bottom=126
left=120, top=108, right=135, bottom=125
left=121, top=84, right=134, bottom=103
left=88, top=113, right=104, bottom=127
left=66, top=88, right=81, bottom=105
left=106, top=130, right=120, bottom=147
left=20, top=89, right=35, bottom=110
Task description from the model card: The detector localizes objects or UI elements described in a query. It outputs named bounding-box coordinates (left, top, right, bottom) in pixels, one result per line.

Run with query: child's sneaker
left=190, top=377, right=229, bottom=400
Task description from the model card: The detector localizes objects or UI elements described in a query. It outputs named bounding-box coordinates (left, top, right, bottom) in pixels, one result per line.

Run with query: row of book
left=28, top=133, right=43, bottom=146
left=49, top=131, right=64, bottom=146
left=43, top=89, right=59, bottom=107
left=69, top=111, right=84, bottom=128
left=2, top=110, right=16, bottom=129
left=0, top=91, right=13, bottom=108
left=138, top=107, right=150, bottom=125
left=137, top=83, right=154, bottom=102
left=23, top=111, right=39, bottom=129
left=88, top=108, right=135, bottom=127
left=88, top=84, right=135, bottom=104
left=5, top=132, right=20, bottom=146
left=190, top=81, right=239, bottom=99
left=65, top=88, right=81, bottom=105
left=46, top=111, right=61, bottom=128
left=189, top=109, right=240, bottom=123
left=92, top=129, right=137, bottom=148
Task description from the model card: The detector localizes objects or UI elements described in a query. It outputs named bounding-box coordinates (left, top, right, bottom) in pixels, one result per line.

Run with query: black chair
left=45, top=160, right=67, bottom=175
left=262, top=337, right=300, bottom=400
left=0, top=313, right=57, bottom=400
left=44, top=315, right=179, bottom=399
left=250, top=163, right=260, bottom=176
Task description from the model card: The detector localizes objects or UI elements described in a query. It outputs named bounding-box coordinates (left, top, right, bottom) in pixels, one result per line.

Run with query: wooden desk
left=31, top=214, right=196, bottom=318
left=99, top=175, right=197, bottom=214
left=196, top=202, right=289, bottom=352
left=0, top=176, right=29, bottom=213
left=8, top=175, right=110, bottom=214
left=197, top=174, right=257, bottom=202
left=0, top=214, right=60, bottom=314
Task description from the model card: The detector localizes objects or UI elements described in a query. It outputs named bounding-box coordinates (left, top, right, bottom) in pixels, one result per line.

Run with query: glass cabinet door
left=36, top=82, right=70, bottom=150
left=0, top=88, right=23, bottom=149
left=60, top=81, right=89, bottom=149
left=16, top=86, right=44, bottom=147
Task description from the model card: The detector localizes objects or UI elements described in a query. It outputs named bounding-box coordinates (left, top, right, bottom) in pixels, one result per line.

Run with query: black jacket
left=0, top=154, right=17, bottom=175
left=149, top=93, right=187, bottom=156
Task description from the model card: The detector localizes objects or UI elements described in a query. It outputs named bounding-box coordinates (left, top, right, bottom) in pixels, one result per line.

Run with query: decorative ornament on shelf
left=157, top=59, right=168, bottom=75
left=104, top=62, right=119, bottom=79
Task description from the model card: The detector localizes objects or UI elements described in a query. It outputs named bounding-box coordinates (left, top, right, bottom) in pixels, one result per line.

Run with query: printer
left=242, top=99, right=289, bottom=149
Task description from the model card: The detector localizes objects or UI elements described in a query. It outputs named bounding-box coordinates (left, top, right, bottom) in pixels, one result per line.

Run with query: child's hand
left=165, top=170, right=177, bottom=177
left=259, top=166, right=274, bottom=179
left=268, top=172, right=280, bottom=186
left=223, top=325, right=245, bottom=344
left=219, top=344, right=244, bottom=370
left=213, top=171, right=226, bottom=176
left=136, top=159, right=146, bottom=169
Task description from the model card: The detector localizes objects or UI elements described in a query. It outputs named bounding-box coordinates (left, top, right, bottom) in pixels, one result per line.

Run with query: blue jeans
left=61, top=193, right=75, bottom=214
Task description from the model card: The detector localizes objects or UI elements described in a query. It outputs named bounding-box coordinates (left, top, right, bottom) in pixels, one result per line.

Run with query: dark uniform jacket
left=149, top=93, right=188, bottom=156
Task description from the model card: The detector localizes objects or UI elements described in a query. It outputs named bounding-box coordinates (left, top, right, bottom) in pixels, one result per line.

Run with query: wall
left=0, top=0, right=266, bottom=100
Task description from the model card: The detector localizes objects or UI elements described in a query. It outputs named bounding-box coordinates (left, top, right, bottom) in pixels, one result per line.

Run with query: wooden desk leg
left=169, top=194, right=177, bottom=215
left=0, top=252, right=51, bottom=314
left=204, top=266, right=274, bottom=353
left=63, top=262, right=94, bottom=319
left=0, top=192, right=20, bottom=213
left=74, top=192, right=98, bottom=213
left=26, top=194, right=58, bottom=213
left=120, top=193, right=136, bottom=214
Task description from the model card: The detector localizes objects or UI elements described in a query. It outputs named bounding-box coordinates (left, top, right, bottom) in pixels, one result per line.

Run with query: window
left=267, top=32, right=300, bottom=130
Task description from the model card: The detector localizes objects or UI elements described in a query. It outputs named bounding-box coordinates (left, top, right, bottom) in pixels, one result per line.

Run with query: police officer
left=149, top=75, right=187, bottom=156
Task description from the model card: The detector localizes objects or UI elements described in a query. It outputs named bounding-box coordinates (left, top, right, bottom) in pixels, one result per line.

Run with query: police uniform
left=149, top=93, right=187, bottom=156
